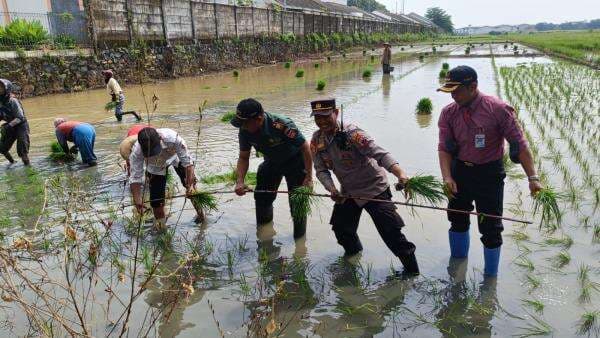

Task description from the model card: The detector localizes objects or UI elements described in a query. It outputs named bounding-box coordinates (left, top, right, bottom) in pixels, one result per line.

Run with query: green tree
left=348, top=0, right=386, bottom=12
left=425, top=7, right=454, bottom=33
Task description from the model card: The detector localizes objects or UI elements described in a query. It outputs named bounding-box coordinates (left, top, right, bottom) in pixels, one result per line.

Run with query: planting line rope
left=120, top=188, right=533, bottom=224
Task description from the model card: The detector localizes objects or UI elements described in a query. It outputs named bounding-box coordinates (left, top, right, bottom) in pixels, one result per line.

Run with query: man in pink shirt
left=437, top=66, right=542, bottom=277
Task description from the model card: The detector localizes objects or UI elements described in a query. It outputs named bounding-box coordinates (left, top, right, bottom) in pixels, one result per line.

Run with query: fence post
left=159, top=0, right=169, bottom=46
left=189, top=0, right=197, bottom=44
left=234, top=5, right=238, bottom=38
left=280, top=10, right=283, bottom=34
left=251, top=6, right=255, bottom=36
left=124, top=0, right=134, bottom=44
left=213, top=2, right=219, bottom=39
left=266, top=9, right=270, bottom=36
left=83, top=0, right=98, bottom=53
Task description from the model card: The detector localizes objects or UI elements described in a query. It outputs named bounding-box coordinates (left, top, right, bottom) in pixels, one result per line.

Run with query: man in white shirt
left=129, top=127, right=198, bottom=229
left=102, top=70, right=141, bottom=122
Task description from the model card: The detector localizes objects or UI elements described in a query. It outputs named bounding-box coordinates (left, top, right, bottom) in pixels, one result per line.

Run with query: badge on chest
left=475, top=133, right=485, bottom=149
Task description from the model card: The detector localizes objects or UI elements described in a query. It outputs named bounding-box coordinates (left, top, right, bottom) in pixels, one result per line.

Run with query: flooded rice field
left=0, top=43, right=598, bottom=337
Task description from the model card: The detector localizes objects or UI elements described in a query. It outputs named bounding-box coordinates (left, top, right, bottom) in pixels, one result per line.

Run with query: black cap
left=310, top=98, right=336, bottom=116
left=137, top=127, right=162, bottom=157
left=231, top=98, right=264, bottom=128
left=438, top=65, right=478, bottom=92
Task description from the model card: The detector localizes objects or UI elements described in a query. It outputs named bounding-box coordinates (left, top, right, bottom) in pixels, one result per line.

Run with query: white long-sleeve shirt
left=129, top=128, right=193, bottom=184
left=106, top=77, right=122, bottom=96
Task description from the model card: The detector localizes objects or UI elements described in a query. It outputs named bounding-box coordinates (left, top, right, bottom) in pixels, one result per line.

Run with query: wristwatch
left=528, top=175, right=540, bottom=182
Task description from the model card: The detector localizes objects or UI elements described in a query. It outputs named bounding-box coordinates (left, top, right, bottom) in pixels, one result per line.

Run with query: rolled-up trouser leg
left=364, top=188, right=418, bottom=273
left=284, top=155, right=308, bottom=238
left=254, top=161, right=282, bottom=225
left=73, top=124, right=97, bottom=164
left=330, top=199, right=363, bottom=255
left=115, top=94, right=125, bottom=121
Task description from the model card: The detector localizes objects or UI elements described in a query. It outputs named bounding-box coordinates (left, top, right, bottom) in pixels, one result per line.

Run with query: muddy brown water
left=1, top=44, right=598, bottom=337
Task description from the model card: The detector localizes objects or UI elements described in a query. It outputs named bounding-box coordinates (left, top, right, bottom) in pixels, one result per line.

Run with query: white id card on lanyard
left=475, top=133, right=485, bottom=148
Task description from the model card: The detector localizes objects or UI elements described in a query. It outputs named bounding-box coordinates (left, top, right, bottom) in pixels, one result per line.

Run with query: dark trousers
left=382, top=64, right=394, bottom=74
left=147, top=164, right=187, bottom=208
left=0, top=122, right=29, bottom=158
left=330, top=188, right=416, bottom=257
left=448, top=159, right=505, bottom=249
left=255, top=153, right=307, bottom=237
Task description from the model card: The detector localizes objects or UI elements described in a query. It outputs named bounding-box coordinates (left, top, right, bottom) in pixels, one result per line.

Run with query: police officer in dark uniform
left=0, top=79, right=30, bottom=165
left=232, top=98, right=313, bottom=239
left=437, top=66, right=542, bottom=277
left=310, top=98, right=419, bottom=275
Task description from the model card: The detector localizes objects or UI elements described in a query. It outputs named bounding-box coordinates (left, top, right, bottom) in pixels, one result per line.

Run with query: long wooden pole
left=123, top=188, right=533, bottom=224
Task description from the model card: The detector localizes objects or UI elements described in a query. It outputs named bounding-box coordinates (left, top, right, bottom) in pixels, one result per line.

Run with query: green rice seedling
left=516, top=315, right=553, bottom=337
left=188, top=191, right=218, bottom=213
left=295, top=69, right=305, bottom=78
left=290, top=186, right=318, bottom=221
left=550, top=251, right=571, bottom=268
left=316, top=79, right=326, bottom=91
left=515, top=256, right=535, bottom=272
left=439, top=69, right=448, bottom=79
left=532, top=187, right=563, bottom=230
left=465, top=47, right=470, bottom=55
left=201, top=169, right=257, bottom=186
left=419, top=55, right=424, bottom=62
left=576, top=311, right=600, bottom=336
left=104, top=101, right=118, bottom=111
left=416, top=98, right=433, bottom=114
left=233, top=70, right=239, bottom=77
left=526, top=274, right=541, bottom=290
left=326, top=56, right=331, bottom=62
left=403, top=175, right=445, bottom=205
left=220, top=111, right=236, bottom=123
left=544, top=235, right=573, bottom=249
left=284, top=61, right=291, bottom=68
left=592, top=224, right=600, bottom=244
left=362, top=68, right=372, bottom=78
left=370, top=55, right=375, bottom=62
left=521, top=299, right=545, bottom=314
left=510, top=230, right=530, bottom=242
left=442, top=62, right=449, bottom=70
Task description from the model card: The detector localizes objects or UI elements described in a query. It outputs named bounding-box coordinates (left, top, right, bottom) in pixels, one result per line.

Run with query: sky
left=379, top=0, right=600, bottom=28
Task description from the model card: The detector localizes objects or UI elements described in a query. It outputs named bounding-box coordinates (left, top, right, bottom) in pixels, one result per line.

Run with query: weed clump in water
left=233, top=70, right=239, bottom=77
left=316, top=80, right=326, bottom=91
left=362, top=68, right=372, bottom=78
left=220, top=111, right=236, bottom=123
left=416, top=98, right=433, bottom=114
left=532, top=187, right=563, bottom=231
left=290, top=186, right=318, bottom=221
left=295, top=69, right=305, bottom=78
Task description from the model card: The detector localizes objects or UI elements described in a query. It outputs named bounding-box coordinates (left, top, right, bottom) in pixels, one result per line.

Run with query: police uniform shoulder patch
left=272, top=121, right=285, bottom=130
left=349, top=130, right=370, bottom=148
left=285, top=128, right=297, bottom=139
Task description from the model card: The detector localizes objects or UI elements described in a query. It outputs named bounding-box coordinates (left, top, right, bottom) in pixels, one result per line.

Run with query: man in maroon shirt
left=437, top=66, right=542, bottom=277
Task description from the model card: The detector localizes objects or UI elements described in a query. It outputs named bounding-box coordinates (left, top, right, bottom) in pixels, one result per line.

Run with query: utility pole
left=402, top=0, right=405, bottom=14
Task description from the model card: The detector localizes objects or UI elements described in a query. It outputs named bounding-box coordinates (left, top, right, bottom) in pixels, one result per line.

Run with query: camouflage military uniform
left=238, top=112, right=308, bottom=238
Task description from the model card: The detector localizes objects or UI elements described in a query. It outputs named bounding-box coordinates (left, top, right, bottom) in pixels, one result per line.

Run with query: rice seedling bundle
left=314, top=63, right=320, bottom=68
left=295, top=69, right=305, bottom=78
left=416, top=98, right=433, bottom=115
left=576, top=311, right=600, bottom=336
left=403, top=175, right=445, bottom=205
left=316, top=80, right=326, bottom=91
left=439, top=69, right=448, bottom=79
left=442, top=62, right=449, bottom=70
left=418, top=55, right=424, bottom=62
left=49, top=141, right=72, bottom=161
left=290, top=186, right=319, bottom=220
left=532, top=187, right=563, bottom=230
left=233, top=70, right=239, bottom=77
left=188, top=190, right=218, bottom=213
left=220, top=111, right=236, bottom=123
left=362, top=69, right=372, bottom=78
left=105, top=101, right=118, bottom=111
left=284, top=61, right=291, bottom=68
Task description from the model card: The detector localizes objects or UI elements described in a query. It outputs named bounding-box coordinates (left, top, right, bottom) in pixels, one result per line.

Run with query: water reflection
left=415, top=112, right=433, bottom=128
left=382, top=74, right=392, bottom=98
left=435, top=258, right=498, bottom=337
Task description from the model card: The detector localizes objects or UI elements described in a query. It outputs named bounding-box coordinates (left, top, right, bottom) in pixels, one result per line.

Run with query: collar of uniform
left=320, top=121, right=343, bottom=146
left=464, top=91, right=483, bottom=112
left=261, top=112, right=272, bottom=135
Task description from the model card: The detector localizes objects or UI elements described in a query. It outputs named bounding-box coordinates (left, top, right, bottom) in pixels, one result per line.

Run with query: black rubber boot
left=2, top=152, right=15, bottom=164
left=256, top=204, right=273, bottom=225
left=399, top=253, right=420, bottom=276
left=292, top=216, right=306, bottom=239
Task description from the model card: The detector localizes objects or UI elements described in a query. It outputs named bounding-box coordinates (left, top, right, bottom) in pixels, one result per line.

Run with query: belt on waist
left=455, top=159, right=503, bottom=168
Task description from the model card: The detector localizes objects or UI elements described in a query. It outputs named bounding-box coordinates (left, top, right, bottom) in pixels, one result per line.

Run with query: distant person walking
left=102, top=70, right=141, bottom=122
left=382, top=43, right=394, bottom=74
left=0, top=79, right=30, bottom=165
